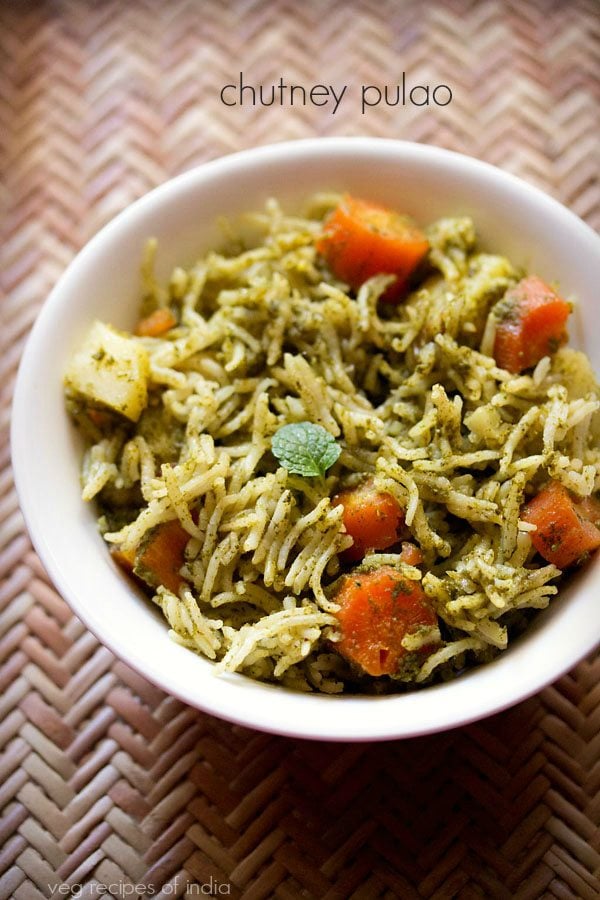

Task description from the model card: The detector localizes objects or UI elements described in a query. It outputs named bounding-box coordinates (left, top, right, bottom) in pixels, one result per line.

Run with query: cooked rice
left=65, top=196, right=600, bottom=693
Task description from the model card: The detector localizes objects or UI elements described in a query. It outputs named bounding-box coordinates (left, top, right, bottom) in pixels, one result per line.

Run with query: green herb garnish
left=271, top=422, right=341, bottom=477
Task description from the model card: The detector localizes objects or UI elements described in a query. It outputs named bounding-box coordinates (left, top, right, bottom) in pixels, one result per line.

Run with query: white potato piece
left=65, top=320, right=150, bottom=421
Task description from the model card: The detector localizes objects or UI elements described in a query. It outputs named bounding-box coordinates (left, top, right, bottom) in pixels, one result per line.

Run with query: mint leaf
left=271, top=422, right=341, bottom=477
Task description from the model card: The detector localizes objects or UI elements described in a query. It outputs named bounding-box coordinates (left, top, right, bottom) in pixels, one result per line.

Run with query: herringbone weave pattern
left=1, top=1, right=599, bottom=897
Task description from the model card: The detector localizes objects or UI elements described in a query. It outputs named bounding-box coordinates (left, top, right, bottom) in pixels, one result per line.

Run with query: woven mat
left=2, top=1, right=600, bottom=897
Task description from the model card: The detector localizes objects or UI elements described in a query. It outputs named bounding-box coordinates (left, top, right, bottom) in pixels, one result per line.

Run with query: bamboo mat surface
left=2, top=1, right=600, bottom=897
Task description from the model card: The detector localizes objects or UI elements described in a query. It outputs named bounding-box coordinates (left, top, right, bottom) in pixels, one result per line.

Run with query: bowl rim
left=11, top=136, right=600, bottom=741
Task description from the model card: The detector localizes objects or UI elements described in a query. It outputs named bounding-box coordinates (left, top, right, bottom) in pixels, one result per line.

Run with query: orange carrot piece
left=136, top=308, right=177, bottom=337
left=334, top=566, right=439, bottom=676
left=521, top=481, right=600, bottom=569
left=493, top=276, right=570, bottom=374
left=398, top=542, right=423, bottom=566
left=316, top=195, right=429, bottom=302
left=88, top=408, right=112, bottom=429
left=333, top=479, right=405, bottom=561
left=135, top=518, right=190, bottom=594
left=111, top=546, right=136, bottom=575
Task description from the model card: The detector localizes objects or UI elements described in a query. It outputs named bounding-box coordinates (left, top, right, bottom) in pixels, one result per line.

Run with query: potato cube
left=65, top=320, right=150, bottom=421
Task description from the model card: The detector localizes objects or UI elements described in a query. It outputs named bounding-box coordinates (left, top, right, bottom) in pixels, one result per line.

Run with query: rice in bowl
left=64, top=194, right=600, bottom=694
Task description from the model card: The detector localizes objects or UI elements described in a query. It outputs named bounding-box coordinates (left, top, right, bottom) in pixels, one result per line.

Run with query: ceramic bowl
left=12, top=138, right=600, bottom=740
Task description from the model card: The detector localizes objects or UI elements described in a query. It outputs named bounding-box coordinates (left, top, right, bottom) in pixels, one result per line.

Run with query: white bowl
left=12, top=138, right=600, bottom=741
